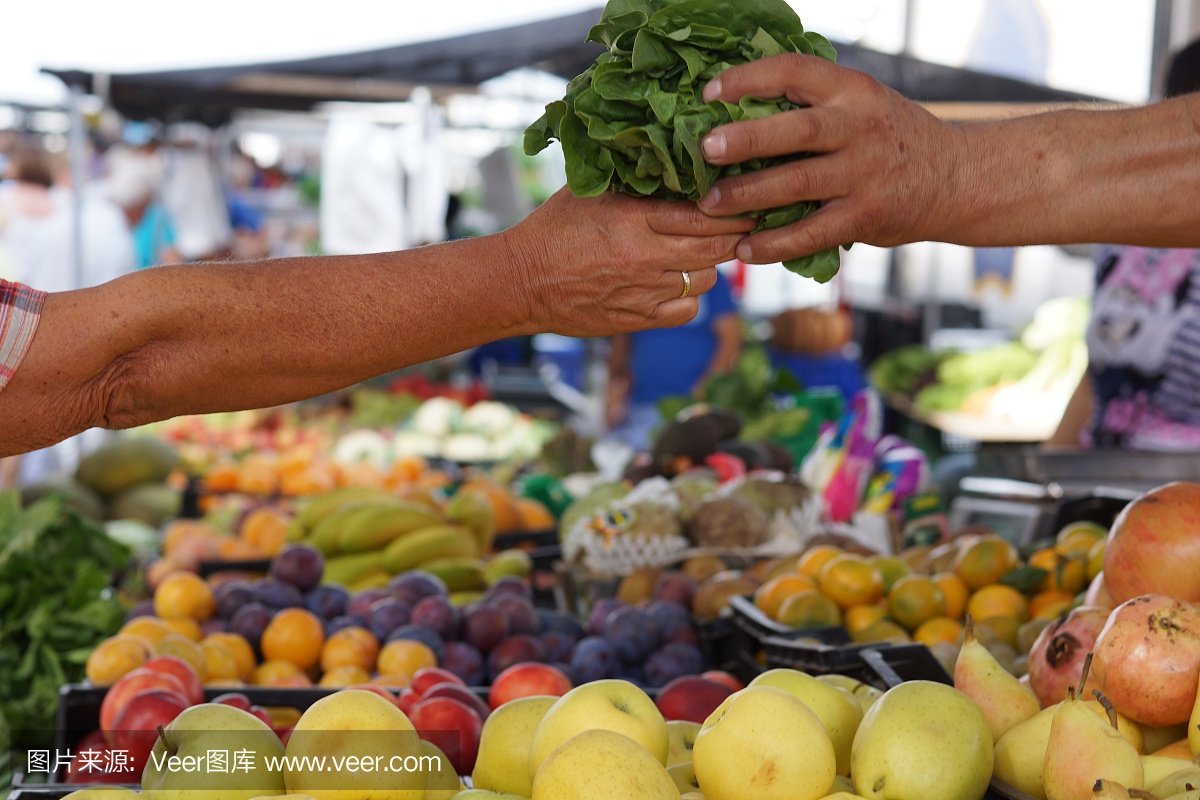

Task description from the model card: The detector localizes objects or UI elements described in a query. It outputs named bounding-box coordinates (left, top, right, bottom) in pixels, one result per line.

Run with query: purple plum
left=644, top=642, right=706, bottom=688
left=587, top=598, right=625, bottom=635
left=229, top=602, right=273, bottom=652
left=463, top=605, right=510, bottom=655
left=537, top=610, right=586, bottom=641
left=441, top=641, right=486, bottom=686
left=490, top=595, right=539, bottom=636
left=487, top=635, right=546, bottom=679
left=540, top=631, right=574, bottom=663
left=646, top=600, right=693, bottom=639
left=270, top=543, right=324, bottom=592
left=368, top=598, right=413, bottom=641
left=387, top=624, right=446, bottom=662
left=603, top=607, right=662, bottom=663
left=326, top=615, right=368, bottom=637
left=214, top=580, right=256, bottom=620
left=569, top=637, right=617, bottom=683
left=485, top=576, right=531, bottom=601
left=389, top=571, right=448, bottom=605
left=410, top=596, right=462, bottom=642
left=304, top=584, right=350, bottom=621
left=346, top=588, right=390, bottom=619
left=255, top=578, right=304, bottom=610
left=125, top=599, right=156, bottom=622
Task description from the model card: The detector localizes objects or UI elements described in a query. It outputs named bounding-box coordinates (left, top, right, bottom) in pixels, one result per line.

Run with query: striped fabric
left=0, top=278, right=46, bottom=392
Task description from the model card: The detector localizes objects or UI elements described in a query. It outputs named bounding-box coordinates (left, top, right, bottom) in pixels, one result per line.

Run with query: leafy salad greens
left=524, top=0, right=848, bottom=282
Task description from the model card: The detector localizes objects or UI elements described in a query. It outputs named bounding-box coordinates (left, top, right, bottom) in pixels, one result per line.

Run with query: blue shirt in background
left=628, top=271, right=737, bottom=403
left=133, top=203, right=176, bottom=270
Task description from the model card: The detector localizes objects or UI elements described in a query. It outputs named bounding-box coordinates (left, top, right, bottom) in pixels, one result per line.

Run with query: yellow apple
left=62, top=792, right=142, bottom=799
left=693, top=686, right=836, bottom=800
left=668, top=762, right=701, bottom=794
left=666, top=720, right=701, bottom=766
left=531, top=730, right=680, bottom=800
left=528, top=680, right=669, bottom=781
left=420, top=740, right=460, bottom=800
left=472, top=695, right=557, bottom=797
left=750, top=669, right=864, bottom=776
left=851, top=681, right=992, bottom=800
left=284, top=689, right=426, bottom=799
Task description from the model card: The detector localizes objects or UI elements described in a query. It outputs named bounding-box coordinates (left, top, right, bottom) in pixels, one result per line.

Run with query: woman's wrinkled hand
left=505, top=188, right=754, bottom=338
left=696, top=53, right=966, bottom=265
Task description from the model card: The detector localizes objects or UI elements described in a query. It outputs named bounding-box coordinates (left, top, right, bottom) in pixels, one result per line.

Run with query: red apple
left=701, top=670, right=745, bottom=692
left=212, top=692, right=253, bottom=711
left=487, top=663, right=573, bottom=710
left=278, top=726, right=295, bottom=747
left=655, top=676, right=734, bottom=724
left=411, top=667, right=467, bottom=697
left=142, top=655, right=204, bottom=705
left=248, top=705, right=274, bottom=728
left=410, top=696, right=483, bottom=775
left=100, top=668, right=188, bottom=742
left=421, top=682, right=490, bottom=720
left=111, top=688, right=190, bottom=770
left=397, top=688, right=420, bottom=717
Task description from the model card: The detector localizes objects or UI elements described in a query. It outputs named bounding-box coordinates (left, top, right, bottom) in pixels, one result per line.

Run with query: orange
left=887, top=575, right=947, bottom=632
left=953, top=535, right=1020, bottom=590
left=156, top=633, right=209, bottom=681
left=976, top=616, right=1020, bottom=649
left=753, top=574, right=818, bottom=619
left=1027, top=548, right=1087, bottom=594
left=202, top=641, right=242, bottom=681
left=1030, top=589, right=1076, bottom=620
left=265, top=706, right=303, bottom=729
left=932, top=572, right=970, bottom=620
left=253, top=659, right=308, bottom=686
left=162, top=520, right=219, bottom=557
left=119, top=616, right=175, bottom=646
left=320, top=627, right=381, bottom=673
left=852, top=620, right=911, bottom=645
left=775, top=590, right=842, bottom=629
left=161, top=617, right=204, bottom=642
left=261, top=608, right=325, bottom=670
left=818, top=555, right=885, bottom=610
left=376, top=640, right=437, bottom=679
left=281, top=467, right=339, bottom=497
left=761, top=553, right=805, bottom=582
left=85, top=635, right=153, bottom=685
left=217, top=536, right=261, bottom=560
left=154, top=572, right=216, bottom=622
left=1055, top=522, right=1107, bottom=557
left=514, top=497, right=556, bottom=531
left=318, top=665, right=373, bottom=688
left=335, top=462, right=387, bottom=491
left=966, top=584, right=1030, bottom=623
left=242, top=509, right=294, bottom=552
left=1087, top=539, right=1106, bottom=582
left=203, top=633, right=256, bottom=681
left=844, top=603, right=888, bottom=635
left=390, top=456, right=428, bottom=484
left=913, top=616, right=964, bottom=647
left=370, top=673, right=412, bottom=689
left=458, top=483, right=520, bottom=535
left=204, top=460, right=240, bottom=493
left=869, top=555, right=912, bottom=594
left=797, top=545, right=843, bottom=579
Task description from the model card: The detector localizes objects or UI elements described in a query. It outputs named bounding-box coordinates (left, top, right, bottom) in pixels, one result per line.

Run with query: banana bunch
left=287, top=486, right=523, bottom=595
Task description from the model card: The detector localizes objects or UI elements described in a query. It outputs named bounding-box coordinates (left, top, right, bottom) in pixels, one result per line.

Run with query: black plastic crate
left=492, top=528, right=558, bottom=552
left=8, top=790, right=78, bottom=799
left=196, top=558, right=273, bottom=578
left=728, top=594, right=849, bottom=678
left=858, top=645, right=952, bottom=688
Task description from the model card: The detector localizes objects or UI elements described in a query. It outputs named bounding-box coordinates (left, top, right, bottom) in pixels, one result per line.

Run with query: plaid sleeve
left=0, top=279, right=47, bottom=392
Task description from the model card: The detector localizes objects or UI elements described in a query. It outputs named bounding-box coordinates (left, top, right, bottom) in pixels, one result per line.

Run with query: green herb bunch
left=524, top=0, right=847, bottom=282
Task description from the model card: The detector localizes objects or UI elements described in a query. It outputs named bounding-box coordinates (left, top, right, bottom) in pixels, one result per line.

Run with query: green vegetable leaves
left=0, top=492, right=130, bottom=753
left=526, top=0, right=849, bottom=282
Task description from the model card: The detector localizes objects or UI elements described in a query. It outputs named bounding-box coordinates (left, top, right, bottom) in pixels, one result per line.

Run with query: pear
left=1190, top=671, right=1200, bottom=757
left=995, top=706, right=1056, bottom=800
left=954, top=616, right=1041, bottom=743
left=1145, top=756, right=1199, bottom=790
left=1044, top=655, right=1145, bottom=800
left=1151, top=768, right=1200, bottom=799
left=1090, top=780, right=1158, bottom=800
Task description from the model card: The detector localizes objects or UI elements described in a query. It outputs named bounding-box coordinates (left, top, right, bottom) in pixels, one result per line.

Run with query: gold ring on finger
left=680, top=271, right=691, bottom=298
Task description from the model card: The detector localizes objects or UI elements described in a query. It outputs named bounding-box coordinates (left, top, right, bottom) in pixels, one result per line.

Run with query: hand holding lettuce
left=524, top=0, right=850, bottom=283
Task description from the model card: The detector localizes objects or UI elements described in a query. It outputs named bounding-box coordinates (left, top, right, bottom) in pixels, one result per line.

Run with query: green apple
left=420, top=740, right=461, bottom=800
left=142, top=702, right=286, bottom=799
left=750, top=669, right=864, bottom=776
left=693, top=686, right=836, bottom=800
left=62, top=792, right=142, bottom=799
left=472, top=695, right=557, bottom=797
left=851, top=681, right=992, bottom=800
left=666, top=721, right=701, bottom=767
left=668, top=762, right=700, bottom=794
left=283, top=688, right=426, bottom=799
left=531, top=729, right=680, bottom=800
left=528, top=680, right=669, bottom=781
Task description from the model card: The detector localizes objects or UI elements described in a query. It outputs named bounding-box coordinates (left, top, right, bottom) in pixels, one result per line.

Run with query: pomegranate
left=1092, top=594, right=1200, bottom=726
left=1027, top=605, right=1108, bottom=708
left=1103, top=481, right=1200, bottom=604
left=1084, top=572, right=1115, bottom=610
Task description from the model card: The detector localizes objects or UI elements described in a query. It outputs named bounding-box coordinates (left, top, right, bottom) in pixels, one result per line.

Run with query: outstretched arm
left=696, top=53, right=1200, bottom=264
left=0, top=188, right=754, bottom=456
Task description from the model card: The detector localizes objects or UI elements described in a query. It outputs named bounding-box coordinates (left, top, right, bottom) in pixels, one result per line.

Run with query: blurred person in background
left=605, top=266, right=741, bottom=449
left=103, top=146, right=182, bottom=270
left=1049, top=39, right=1200, bottom=450
left=226, top=150, right=271, bottom=260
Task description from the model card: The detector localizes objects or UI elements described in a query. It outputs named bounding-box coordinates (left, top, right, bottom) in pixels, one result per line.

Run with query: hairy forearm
left=946, top=96, right=1200, bottom=247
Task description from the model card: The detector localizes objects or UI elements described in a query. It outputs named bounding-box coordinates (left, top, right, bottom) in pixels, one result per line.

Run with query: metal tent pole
left=66, top=83, right=87, bottom=291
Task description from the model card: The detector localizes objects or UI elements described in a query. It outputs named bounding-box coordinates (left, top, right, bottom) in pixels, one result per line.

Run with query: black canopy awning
left=44, top=8, right=1102, bottom=126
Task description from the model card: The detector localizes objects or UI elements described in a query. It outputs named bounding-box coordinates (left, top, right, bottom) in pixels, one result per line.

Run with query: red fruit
left=410, top=696, right=483, bottom=775
left=701, top=670, right=745, bottom=692
left=1092, top=594, right=1200, bottom=726
left=397, top=688, right=420, bottom=717
left=421, top=682, right=490, bottom=720
left=411, top=667, right=467, bottom=697
left=278, top=726, right=294, bottom=747
left=110, top=689, right=190, bottom=770
left=63, top=731, right=137, bottom=784
left=143, top=655, right=204, bottom=705
left=100, top=668, right=188, bottom=743
left=704, top=453, right=746, bottom=483
left=212, top=692, right=253, bottom=711
left=1103, top=482, right=1200, bottom=604
left=1027, top=605, right=1108, bottom=708
left=487, top=663, right=572, bottom=710
left=655, top=676, right=734, bottom=723
left=248, top=705, right=274, bottom=728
